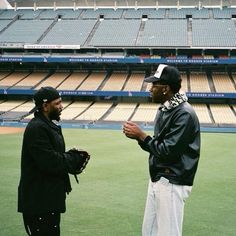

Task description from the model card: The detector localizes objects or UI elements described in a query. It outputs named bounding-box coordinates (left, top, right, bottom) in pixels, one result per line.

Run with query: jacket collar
left=159, top=93, right=188, bottom=112
left=34, top=111, right=61, bottom=131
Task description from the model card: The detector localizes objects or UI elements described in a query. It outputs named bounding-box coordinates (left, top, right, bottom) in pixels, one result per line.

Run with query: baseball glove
left=66, top=148, right=90, bottom=184
left=75, top=149, right=90, bottom=174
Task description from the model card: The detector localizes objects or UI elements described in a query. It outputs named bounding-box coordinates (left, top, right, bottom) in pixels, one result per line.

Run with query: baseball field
left=0, top=127, right=235, bottom=236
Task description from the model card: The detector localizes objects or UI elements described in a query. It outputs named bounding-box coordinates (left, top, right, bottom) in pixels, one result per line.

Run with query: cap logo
left=43, top=99, right=48, bottom=103
left=154, top=64, right=168, bottom=78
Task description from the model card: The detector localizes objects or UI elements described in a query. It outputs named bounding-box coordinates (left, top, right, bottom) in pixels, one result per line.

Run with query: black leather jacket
left=139, top=102, right=200, bottom=186
left=18, top=112, right=82, bottom=215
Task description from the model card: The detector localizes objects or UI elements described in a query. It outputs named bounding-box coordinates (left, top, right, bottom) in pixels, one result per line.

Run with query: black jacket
left=18, top=112, right=81, bottom=215
left=139, top=102, right=200, bottom=186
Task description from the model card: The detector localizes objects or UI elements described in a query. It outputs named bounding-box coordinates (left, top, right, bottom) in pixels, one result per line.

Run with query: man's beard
left=152, top=95, right=161, bottom=104
left=152, top=93, right=166, bottom=104
left=48, top=109, right=61, bottom=121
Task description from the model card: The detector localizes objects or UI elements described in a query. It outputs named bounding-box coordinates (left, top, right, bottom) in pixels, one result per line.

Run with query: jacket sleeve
left=138, top=111, right=195, bottom=162
left=26, top=124, right=82, bottom=175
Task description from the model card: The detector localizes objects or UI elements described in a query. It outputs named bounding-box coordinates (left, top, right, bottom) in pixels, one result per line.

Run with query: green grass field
left=0, top=128, right=235, bottom=236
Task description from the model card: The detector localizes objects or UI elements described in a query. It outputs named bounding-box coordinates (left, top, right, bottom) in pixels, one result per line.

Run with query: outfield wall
left=1, top=120, right=236, bottom=133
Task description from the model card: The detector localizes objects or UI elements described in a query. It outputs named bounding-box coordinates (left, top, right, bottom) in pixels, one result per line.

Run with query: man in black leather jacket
left=18, top=87, right=88, bottom=236
left=123, top=64, right=200, bottom=236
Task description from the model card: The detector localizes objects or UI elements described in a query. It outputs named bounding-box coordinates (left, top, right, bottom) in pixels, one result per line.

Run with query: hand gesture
left=123, top=121, right=147, bottom=141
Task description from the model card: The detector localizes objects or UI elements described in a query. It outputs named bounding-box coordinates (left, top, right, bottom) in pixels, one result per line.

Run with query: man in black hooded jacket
left=18, top=87, right=89, bottom=236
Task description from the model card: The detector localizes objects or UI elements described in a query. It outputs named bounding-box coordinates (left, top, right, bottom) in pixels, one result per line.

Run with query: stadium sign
left=186, top=92, right=227, bottom=98
left=24, top=45, right=80, bottom=49
left=0, top=43, right=24, bottom=48
left=1, top=89, right=236, bottom=99
left=1, top=55, right=236, bottom=64
left=165, top=58, right=219, bottom=64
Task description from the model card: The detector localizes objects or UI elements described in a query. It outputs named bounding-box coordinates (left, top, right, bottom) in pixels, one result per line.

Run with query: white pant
left=142, top=178, right=192, bottom=236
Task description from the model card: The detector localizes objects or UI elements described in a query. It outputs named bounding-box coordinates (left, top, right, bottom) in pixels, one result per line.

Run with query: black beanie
left=33, top=87, right=60, bottom=108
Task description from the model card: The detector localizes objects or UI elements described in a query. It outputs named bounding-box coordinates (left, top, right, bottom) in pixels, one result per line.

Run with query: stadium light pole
left=34, top=1, right=36, bottom=11
left=156, top=1, right=159, bottom=10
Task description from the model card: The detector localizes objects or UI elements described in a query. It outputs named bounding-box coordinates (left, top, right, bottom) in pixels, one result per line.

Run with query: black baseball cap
left=144, top=64, right=181, bottom=85
left=33, top=87, right=60, bottom=108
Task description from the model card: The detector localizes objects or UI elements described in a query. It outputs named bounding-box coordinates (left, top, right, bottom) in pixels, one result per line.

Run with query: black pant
left=22, top=213, right=60, bottom=236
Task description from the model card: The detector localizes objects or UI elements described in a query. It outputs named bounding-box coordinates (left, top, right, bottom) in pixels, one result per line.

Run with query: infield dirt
left=0, top=127, right=24, bottom=134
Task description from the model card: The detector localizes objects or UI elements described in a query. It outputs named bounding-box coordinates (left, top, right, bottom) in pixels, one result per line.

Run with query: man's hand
left=123, top=121, right=147, bottom=141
